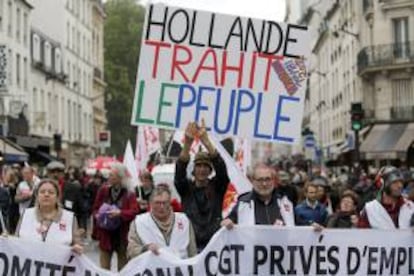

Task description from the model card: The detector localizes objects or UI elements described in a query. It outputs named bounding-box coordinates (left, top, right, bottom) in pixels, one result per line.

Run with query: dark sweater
left=174, top=154, right=229, bottom=250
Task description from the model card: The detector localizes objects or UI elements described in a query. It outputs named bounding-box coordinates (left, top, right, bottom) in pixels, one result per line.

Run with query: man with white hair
left=15, top=166, right=37, bottom=215
left=92, top=163, right=139, bottom=271
left=127, top=185, right=197, bottom=259
left=221, top=163, right=295, bottom=229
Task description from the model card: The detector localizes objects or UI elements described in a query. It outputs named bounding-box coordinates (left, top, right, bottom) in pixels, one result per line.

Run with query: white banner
left=0, top=236, right=111, bottom=276
left=131, top=4, right=311, bottom=144
left=2, top=227, right=414, bottom=275
left=122, top=227, right=414, bottom=276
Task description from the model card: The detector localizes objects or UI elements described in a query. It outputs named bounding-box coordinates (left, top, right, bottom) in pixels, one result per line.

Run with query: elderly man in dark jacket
left=175, top=121, right=230, bottom=251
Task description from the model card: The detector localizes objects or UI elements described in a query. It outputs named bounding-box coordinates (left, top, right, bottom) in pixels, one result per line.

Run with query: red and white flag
left=172, top=130, right=203, bottom=155
left=209, top=135, right=252, bottom=218
left=234, top=137, right=251, bottom=175
left=135, top=126, right=161, bottom=172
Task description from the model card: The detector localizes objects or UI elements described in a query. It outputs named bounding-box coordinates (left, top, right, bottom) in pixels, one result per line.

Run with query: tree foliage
left=104, top=0, right=145, bottom=155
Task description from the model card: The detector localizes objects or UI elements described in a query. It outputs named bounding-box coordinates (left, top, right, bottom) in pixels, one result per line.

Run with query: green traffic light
left=352, top=121, right=362, bottom=131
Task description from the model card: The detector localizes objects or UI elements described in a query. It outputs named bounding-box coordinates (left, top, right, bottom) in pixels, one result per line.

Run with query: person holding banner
left=326, top=190, right=359, bottom=228
left=135, top=171, right=154, bottom=213
left=358, top=167, right=414, bottom=229
left=127, top=185, right=197, bottom=259
left=174, top=120, right=230, bottom=251
left=221, top=164, right=295, bottom=229
left=16, top=179, right=83, bottom=254
left=294, top=181, right=328, bottom=227
left=92, top=163, right=139, bottom=271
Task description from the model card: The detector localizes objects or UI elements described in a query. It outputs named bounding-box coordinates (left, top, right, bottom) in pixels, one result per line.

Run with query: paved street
left=84, top=239, right=119, bottom=273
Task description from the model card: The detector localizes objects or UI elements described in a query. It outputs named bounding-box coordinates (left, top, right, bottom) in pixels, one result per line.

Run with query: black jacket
left=227, top=190, right=284, bottom=225
left=0, top=186, right=10, bottom=233
left=61, top=180, right=86, bottom=228
left=174, top=153, right=229, bottom=250
left=326, top=211, right=356, bottom=228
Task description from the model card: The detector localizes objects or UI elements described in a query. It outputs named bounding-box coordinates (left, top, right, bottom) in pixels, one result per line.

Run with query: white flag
left=123, top=140, right=139, bottom=187
left=209, top=135, right=252, bottom=217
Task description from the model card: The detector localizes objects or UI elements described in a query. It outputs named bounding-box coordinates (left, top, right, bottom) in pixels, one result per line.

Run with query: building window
left=83, top=71, right=86, bottom=95
left=32, top=88, right=37, bottom=129
left=40, top=89, right=44, bottom=112
left=54, top=95, right=58, bottom=131
left=7, top=0, right=12, bottom=37
left=23, top=57, right=27, bottom=90
left=66, top=61, right=70, bottom=87
left=72, top=26, right=75, bottom=50
left=16, top=7, right=20, bottom=41
left=66, top=22, right=70, bottom=47
left=77, top=68, right=81, bottom=92
left=68, top=100, right=71, bottom=138
left=8, top=49, right=12, bottom=85
left=54, top=47, right=61, bottom=74
left=392, top=79, right=413, bottom=107
left=82, top=35, right=85, bottom=59
left=77, top=30, right=80, bottom=54
left=44, top=41, right=51, bottom=69
left=23, top=12, right=27, bottom=46
left=72, top=64, right=76, bottom=89
left=32, top=33, right=41, bottom=62
left=32, top=88, right=37, bottom=111
left=393, top=17, right=409, bottom=58
left=0, top=0, right=4, bottom=32
left=61, top=96, right=65, bottom=132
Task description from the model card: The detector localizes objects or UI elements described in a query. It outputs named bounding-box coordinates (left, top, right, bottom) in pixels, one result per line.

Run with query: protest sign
left=131, top=4, right=311, bottom=144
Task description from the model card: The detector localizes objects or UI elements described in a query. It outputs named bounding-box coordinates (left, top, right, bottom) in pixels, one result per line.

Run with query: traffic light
left=351, top=103, right=364, bottom=131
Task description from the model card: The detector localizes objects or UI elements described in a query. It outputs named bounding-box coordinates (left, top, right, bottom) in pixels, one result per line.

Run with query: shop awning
left=360, top=123, right=413, bottom=160
left=0, top=137, right=29, bottom=163
left=394, top=123, right=414, bottom=152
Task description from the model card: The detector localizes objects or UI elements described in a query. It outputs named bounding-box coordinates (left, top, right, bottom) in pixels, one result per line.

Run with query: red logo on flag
left=59, top=221, right=66, bottom=231
left=177, top=220, right=184, bottom=230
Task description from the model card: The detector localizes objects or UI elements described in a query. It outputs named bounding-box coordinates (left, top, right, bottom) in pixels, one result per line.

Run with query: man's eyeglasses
left=153, top=201, right=170, bottom=207
left=254, top=177, right=272, bottom=183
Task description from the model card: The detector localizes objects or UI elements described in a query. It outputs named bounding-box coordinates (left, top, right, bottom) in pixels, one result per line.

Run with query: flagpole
left=166, top=131, right=175, bottom=159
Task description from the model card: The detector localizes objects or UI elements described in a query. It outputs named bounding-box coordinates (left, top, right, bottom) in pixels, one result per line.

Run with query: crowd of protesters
left=1, top=121, right=414, bottom=272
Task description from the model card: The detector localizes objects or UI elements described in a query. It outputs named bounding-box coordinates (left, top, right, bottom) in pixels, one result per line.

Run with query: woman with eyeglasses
left=16, top=179, right=83, bottom=254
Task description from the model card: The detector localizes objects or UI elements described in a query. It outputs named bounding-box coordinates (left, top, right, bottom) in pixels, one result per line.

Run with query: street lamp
left=332, top=26, right=359, bottom=40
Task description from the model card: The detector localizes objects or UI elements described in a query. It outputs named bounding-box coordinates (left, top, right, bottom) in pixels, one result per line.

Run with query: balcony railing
left=357, top=41, right=414, bottom=74
left=391, top=106, right=414, bottom=121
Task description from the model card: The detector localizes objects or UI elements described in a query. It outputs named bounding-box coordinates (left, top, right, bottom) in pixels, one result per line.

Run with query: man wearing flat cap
left=174, top=120, right=230, bottom=251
